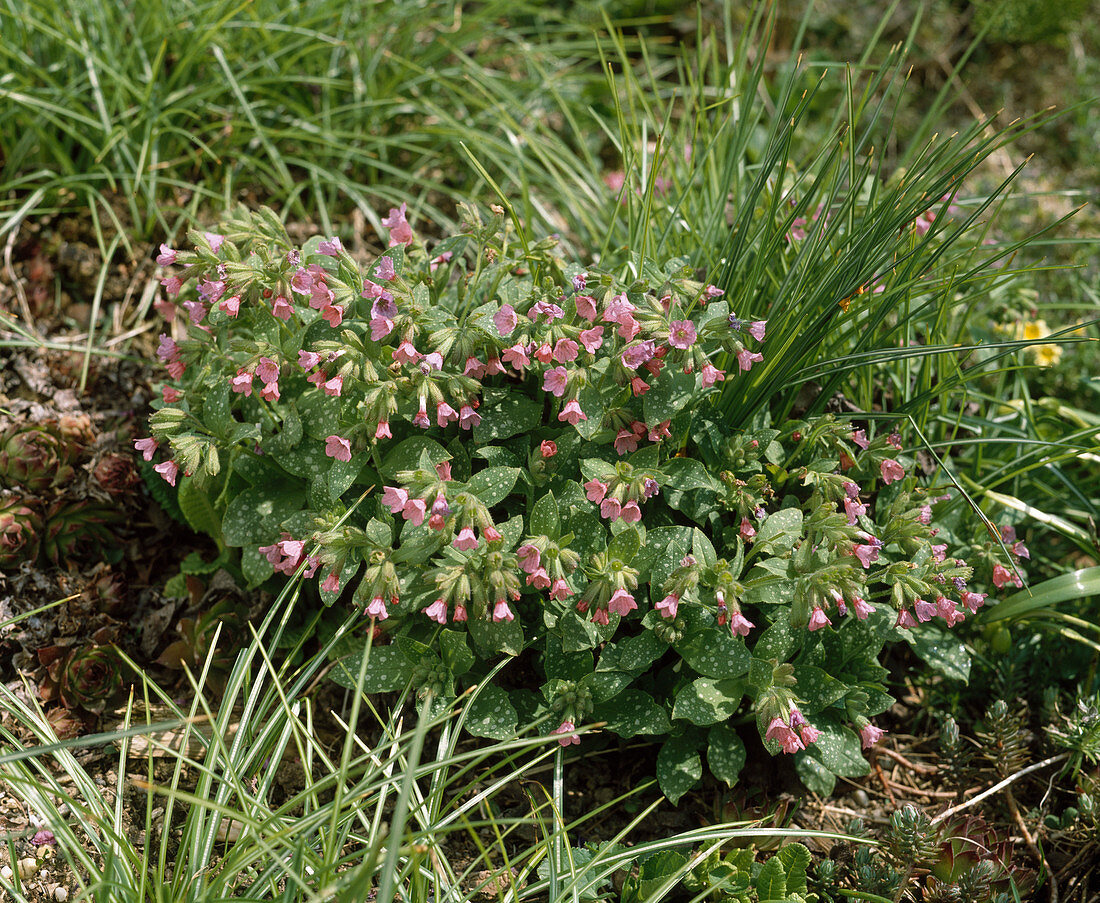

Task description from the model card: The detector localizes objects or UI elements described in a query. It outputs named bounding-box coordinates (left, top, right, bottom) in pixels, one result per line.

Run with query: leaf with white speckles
left=465, top=683, right=517, bottom=740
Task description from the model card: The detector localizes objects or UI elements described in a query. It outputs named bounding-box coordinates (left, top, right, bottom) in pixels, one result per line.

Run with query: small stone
left=55, top=888, right=69, bottom=902
left=1, top=865, right=12, bottom=879
left=18, top=857, right=38, bottom=878
left=851, top=789, right=870, bottom=807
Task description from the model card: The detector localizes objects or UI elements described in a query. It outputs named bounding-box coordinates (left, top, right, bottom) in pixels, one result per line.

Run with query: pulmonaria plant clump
left=142, top=205, right=989, bottom=800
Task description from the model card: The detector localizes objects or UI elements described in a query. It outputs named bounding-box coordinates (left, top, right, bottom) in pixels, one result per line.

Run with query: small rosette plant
left=143, top=205, right=988, bottom=800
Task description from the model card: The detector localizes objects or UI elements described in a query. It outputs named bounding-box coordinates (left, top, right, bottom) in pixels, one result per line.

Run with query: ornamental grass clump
left=143, top=205, right=988, bottom=799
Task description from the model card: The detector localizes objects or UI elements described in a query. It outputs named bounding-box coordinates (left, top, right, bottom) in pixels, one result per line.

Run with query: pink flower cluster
left=258, top=534, right=320, bottom=578
left=765, top=708, right=821, bottom=754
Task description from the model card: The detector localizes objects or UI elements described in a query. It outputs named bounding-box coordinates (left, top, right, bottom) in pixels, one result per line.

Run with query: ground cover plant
left=1, top=0, right=1098, bottom=901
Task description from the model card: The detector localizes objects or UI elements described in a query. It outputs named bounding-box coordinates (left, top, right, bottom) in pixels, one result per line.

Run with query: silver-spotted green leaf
left=326, top=457, right=361, bottom=501
left=222, top=485, right=305, bottom=546
left=675, top=628, right=750, bottom=679
left=530, top=490, right=560, bottom=539
left=792, top=717, right=870, bottom=795
left=792, top=664, right=849, bottom=711
left=656, top=732, right=702, bottom=803
left=365, top=518, right=392, bottom=548
left=751, top=617, right=801, bottom=663
left=279, top=443, right=331, bottom=481
left=201, top=381, right=236, bottom=440
left=241, top=545, right=273, bottom=590
left=756, top=508, right=804, bottom=556
left=465, top=683, right=517, bottom=740
left=392, top=523, right=444, bottom=564
left=473, top=388, right=543, bottom=442
left=177, top=475, right=223, bottom=542
left=267, top=400, right=302, bottom=455
left=573, top=378, right=610, bottom=440
left=465, top=466, right=520, bottom=507
left=560, top=608, right=600, bottom=652
left=232, top=453, right=281, bottom=485
left=643, top=367, right=696, bottom=425
left=468, top=615, right=524, bottom=657
left=673, top=678, right=743, bottom=725
left=297, top=391, right=342, bottom=440
left=607, top=526, right=640, bottom=564
left=330, top=645, right=411, bottom=692
left=660, top=458, right=720, bottom=492
left=543, top=641, right=592, bottom=682
left=381, top=437, right=450, bottom=479
left=906, top=624, right=970, bottom=683
left=597, top=632, right=665, bottom=674
left=707, top=724, right=747, bottom=786
left=596, top=689, right=669, bottom=739
left=586, top=669, right=632, bottom=703
left=641, top=526, right=693, bottom=590
left=319, top=558, right=361, bottom=606
left=691, top=528, right=717, bottom=569
left=439, top=629, right=475, bottom=676
left=498, top=513, right=524, bottom=551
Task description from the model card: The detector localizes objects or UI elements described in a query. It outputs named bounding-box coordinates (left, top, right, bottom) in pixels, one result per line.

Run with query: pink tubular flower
left=482, top=525, right=502, bottom=544
left=134, top=437, right=159, bottom=461
left=366, top=596, right=389, bottom=620
left=600, top=497, right=621, bottom=521
left=162, top=386, right=182, bottom=402
left=614, top=429, right=638, bottom=456
left=154, top=460, right=178, bottom=487
left=527, top=567, right=551, bottom=590
left=728, top=609, right=754, bottom=637
left=166, top=359, right=187, bottom=380
left=413, top=399, right=431, bottom=429
left=543, top=366, right=569, bottom=397
left=880, top=459, right=905, bottom=484
left=375, top=420, right=392, bottom=440
left=540, top=440, right=557, bottom=458
left=161, top=275, right=183, bottom=297
left=992, top=563, right=1022, bottom=589
left=156, top=334, right=179, bottom=362
left=381, top=486, right=409, bottom=513
left=621, top=341, right=656, bottom=370
left=204, top=231, right=225, bottom=253
left=739, top=517, right=756, bottom=541
left=789, top=709, right=821, bottom=746
left=517, top=544, right=541, bottom=573
left=558, top=400, right=586, bottom=425
left=370, top=316, right=394, bottom=340
left=656, top=593, right=679, bottom=619
left=854, top=543, right=880, bottom=569
left=392, top=341, right=421, bottom=365
left=700, top=363, right=725, bottom=388
left=219, top=295, right=241, bottom=317
left=895, top=608, right=918, bottom=630
left=424, top=599, right=448, bottom=624
left=493, top=304, right=517, bottom=336
left=808, top=606, right=832, bottom=631
left=913, top=598, right=936, bottom=622
left=321, top=304, right=344, bottom=327
left=703, top=284, right=724, bottom=299
left=584, top=479, right=608, bottom=504
left=620, top=501, right=642, bottom=523
left=321, top=572, right=341, bottom=594
left=765, top=717, right=805, bottom=755
left=549, top=579, right=572, bottom=601
left=608, top=589, right=637, bottom=617
left=552, top=720, right=581, bottom=747
left=643, top=478, right=659, bottom=499
left=961, top=591, right=987, bottom=613
left=851, top=429, right=870, bottom=450
left=553, top=338, right=579, bottom=363
left=197, top=279, right=226, bottom=303
left=578, top=326, right=604, bottom=353
left=452, top=526, right=478, bottom=550
left=668, top=319, right=697, bottom=349
left=737, top=349, right=764, bottom=372
left=860, top=723, right=886, bottom=749
left=502, top=343, right=531, bottom=370
left=374, top=256, right=396, bottom=281
left=492, top=600, right=514, bottom=622
left=156, top=244, right=177, bottom=266
left=851, top=596, right=876, bottom=620
left=318, top=237, right=343, bottom=256
left=436, top=462, right=452, bottom=481
left=256, top=357, right=280, bottom=385
left=463, top=356, right=486, bottom=379
left=575, top=294, right=598, bottom=321
left=844, top=497, right=867, bottom=525
left=290, top=268, right=314, bottom=295
left=533, top=343, right=553, bottom=363
left=298, top=350, right=321, bottom=370
left=230, top=369, right=253, bottom=396
left=323, top=375, right=343, bottom=397
left=648, top=420, right=671, bottom=442
left=382, top=203, right=413, bottom=246
left=402, top=498, right=427, bottom=527
left=459, top=405, right=481, bottom=430
left=325, top=435, right=352, bottom=462
left=436, top=401, right=458, bottom=427
left=269, top=295, right=292, bottom=320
